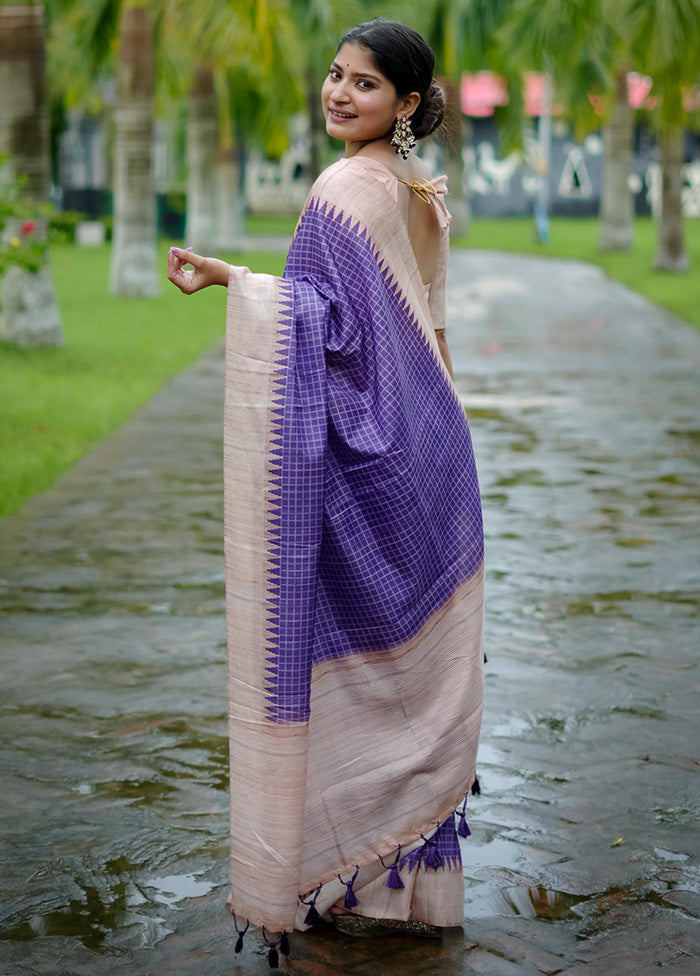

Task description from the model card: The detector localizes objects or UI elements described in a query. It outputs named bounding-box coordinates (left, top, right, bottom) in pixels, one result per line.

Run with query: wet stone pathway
left=1, top=251, right=699, bottom=975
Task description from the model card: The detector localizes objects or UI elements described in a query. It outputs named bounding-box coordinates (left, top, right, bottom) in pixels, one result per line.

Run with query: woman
left=168, top=19, right=484, bottom=956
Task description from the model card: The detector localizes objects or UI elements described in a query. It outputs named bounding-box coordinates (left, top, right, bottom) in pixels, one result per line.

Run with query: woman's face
left=321, top=42, right=417, bottom=150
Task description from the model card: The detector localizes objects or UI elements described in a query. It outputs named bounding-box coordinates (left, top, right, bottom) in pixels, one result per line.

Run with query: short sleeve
left=428, top=228, right=449, bottom=332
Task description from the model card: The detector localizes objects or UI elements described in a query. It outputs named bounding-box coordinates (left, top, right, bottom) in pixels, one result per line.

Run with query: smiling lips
left=329, top=108, right=357, bottom=120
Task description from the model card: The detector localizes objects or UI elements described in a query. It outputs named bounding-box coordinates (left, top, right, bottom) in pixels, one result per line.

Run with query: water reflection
left=501, top=885, right=586, bottom=920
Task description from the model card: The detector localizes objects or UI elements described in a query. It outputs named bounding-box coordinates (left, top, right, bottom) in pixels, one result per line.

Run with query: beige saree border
left=224, top=267, right=309, bottom=929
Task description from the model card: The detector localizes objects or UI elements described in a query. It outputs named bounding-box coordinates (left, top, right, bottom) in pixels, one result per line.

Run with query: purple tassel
left=262, top=928, right=281, bottom=969
left=301, top=884, right=322, bottom=926
left=484, top=652, right=488, bottom=663
left=338, top=866, right=359, bottom=910
left=471, top=775, right=481, bottom=796
left=231, top=911, right=249, bottom=954
left=280, top=931, right=290, bottom=957
left=380, top=846, right=405, bottom=890
left=421, top=832, right=443, bottom=870
left=387, top=862, right=405, bottom=889
left=457, top=800, right=471, bottom=838
left=304, top=903, right=322, bottom=925
left=343, top=885, right=359, bottom=909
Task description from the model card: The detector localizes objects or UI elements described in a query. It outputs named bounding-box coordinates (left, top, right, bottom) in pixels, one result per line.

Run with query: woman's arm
left=167, top=247, right=230, bottom=294
left=435, top=328, right=454, bottom=380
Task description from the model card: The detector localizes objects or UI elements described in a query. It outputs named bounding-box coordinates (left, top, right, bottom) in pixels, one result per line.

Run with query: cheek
left=320, top=79, right=332, bottom=107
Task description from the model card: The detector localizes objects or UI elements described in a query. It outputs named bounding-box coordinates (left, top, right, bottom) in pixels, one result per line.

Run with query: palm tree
left=109, top=5, right=160, bottom=296
left=629, top=0, right=700, bottom=271
left=184, top=63, right=219, bottom=253
left=500, top=0, right=635, bottom=250
left=213, top=75, right=245, bottom=252
left=154, top=0, right=306, bottom=252
left=0, top=3, right=63, bottom=345
left=597, top=61, right=635, bottom=251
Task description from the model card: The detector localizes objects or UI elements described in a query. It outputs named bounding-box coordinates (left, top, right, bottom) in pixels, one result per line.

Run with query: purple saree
left=224, top=155, right=484, bottom=934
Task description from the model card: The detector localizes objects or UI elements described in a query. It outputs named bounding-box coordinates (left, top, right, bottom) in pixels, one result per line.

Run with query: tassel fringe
left=262, top=927, right=287, bottom=969
left=231, top=910, right=249, bottom=955
left=457, top=798, right=471, bottom=838
left=304, top=903, right=322, bottom=925
left=343, top=885, right=359, bottom=909
left=300, top=884, right=323, bottom=926
left=380, top=846, right=405, bottom=889
left=338, top=866, right=360, bottom=910
left=421, top=828, right=443, bottom=870
left=471, top=775, right=481, bottom=796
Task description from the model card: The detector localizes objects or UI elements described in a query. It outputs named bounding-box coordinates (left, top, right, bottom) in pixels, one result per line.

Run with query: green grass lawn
left=452, top=216, right=700, bottom=330
left=0, top=242, right=285, bottom=519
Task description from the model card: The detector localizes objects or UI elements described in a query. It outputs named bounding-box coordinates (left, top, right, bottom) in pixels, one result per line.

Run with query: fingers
left=167, top=246, right=199, bottom=294
left=170, top=245, right=200, bottom=267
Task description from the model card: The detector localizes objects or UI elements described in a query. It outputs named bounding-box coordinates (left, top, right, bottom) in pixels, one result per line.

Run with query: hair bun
left=413, top=82, right=446, bottom=140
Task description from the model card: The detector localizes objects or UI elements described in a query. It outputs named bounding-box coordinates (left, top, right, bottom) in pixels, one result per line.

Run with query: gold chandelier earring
left=391, top=114, right=416, bottom=159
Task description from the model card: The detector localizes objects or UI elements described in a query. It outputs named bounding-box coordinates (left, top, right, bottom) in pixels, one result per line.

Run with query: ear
left=398, top=91, right=421, bottom=120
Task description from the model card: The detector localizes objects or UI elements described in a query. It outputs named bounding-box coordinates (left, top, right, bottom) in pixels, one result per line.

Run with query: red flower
left=20, top=220, right=37, bottom=236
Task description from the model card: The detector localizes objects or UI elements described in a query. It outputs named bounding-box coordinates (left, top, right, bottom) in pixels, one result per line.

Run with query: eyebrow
left=330, top=61, right=382, bottom=82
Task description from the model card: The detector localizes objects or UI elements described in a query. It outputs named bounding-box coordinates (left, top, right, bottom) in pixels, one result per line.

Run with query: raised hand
left=167, top=246, right=231, bottom=294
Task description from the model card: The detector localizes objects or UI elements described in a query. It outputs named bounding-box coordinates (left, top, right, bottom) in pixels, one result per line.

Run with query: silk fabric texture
left=223, top=155, right=484, bottom=932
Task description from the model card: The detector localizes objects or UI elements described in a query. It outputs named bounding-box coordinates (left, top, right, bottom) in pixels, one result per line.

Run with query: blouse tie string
left=396, top=176, right=440, bottom=205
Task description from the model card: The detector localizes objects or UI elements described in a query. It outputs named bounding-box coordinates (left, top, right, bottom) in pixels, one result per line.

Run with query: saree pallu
left=224, top=155, right=484, bottom=934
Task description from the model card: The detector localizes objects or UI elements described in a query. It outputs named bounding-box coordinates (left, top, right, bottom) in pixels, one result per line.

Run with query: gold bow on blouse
left=396, top=176, right=440, bottom=205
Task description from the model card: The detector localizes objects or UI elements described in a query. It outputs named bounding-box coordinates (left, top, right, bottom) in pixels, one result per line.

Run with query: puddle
left=142, top=873, right=217, bottom=908
left=501, top=884, right=587, bottom=920
left=654, top=848, right=690, bottom=863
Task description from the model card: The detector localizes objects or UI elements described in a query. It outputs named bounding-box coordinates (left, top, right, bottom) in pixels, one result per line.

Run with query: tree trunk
left=213, top=77, right=244, bottom=251
left=214, top=146, right=245, bottom=251
left=109, top=6, right=160, bottom=297
left=534, top=72, right=553, bottom=244
left=441, top=77, right=469, bottom=237
left=185, top=64, right=218, bottom=253
left=598, top=65, right=634, bottom=251
left=0, top=4, right=63, bottom=346
left=654, top=125, right=688, bottom=272
left=307, top=65, right=324, bottom=182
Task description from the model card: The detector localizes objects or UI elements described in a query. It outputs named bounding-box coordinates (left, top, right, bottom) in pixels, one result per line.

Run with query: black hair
left=336, top=20, right=445, bottom=140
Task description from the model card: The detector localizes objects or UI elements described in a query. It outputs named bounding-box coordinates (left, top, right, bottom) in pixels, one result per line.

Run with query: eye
left=357, top=80, right=375, bottom=90
left=329, top=68, right=341, bottom=80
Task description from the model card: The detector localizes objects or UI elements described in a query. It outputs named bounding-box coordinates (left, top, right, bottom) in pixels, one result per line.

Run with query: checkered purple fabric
left=263, top=200, right=483, bottom=723
left=399, top=814, right=463, bottom=874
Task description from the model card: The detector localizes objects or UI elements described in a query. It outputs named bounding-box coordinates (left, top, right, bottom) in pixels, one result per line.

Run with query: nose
left=332, top=79, right=351, bottom=102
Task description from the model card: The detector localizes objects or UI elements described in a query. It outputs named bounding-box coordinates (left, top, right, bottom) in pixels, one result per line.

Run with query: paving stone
left=464, top=947, right=543, bottom=976
left=472, top=929, right=566, bottom=973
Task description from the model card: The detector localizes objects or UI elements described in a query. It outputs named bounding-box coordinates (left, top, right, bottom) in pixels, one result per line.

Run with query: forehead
left=334, top=42, right=386, bottom=80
